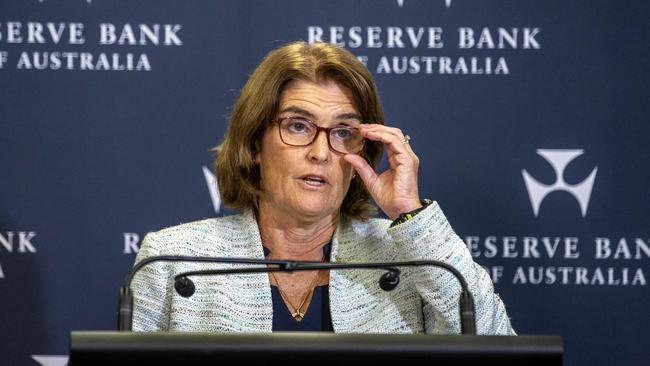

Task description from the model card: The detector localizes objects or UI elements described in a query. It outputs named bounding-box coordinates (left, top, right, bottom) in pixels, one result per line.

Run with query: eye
left=285, top=118, right=312, bottom=134
left=332, top=127, right=354, bottom=139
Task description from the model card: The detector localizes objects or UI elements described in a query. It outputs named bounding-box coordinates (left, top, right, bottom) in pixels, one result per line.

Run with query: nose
left=307, top=129, right=330, bottom=162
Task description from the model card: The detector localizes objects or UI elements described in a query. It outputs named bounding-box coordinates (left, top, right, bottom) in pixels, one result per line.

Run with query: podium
left=69, top=331, right=562, bottom=366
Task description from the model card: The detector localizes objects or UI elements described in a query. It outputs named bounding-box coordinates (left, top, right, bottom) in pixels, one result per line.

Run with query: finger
left=359, top=125, right=419, bottom=172
left=344, top=154, right=378, bottom=189
left=361, top=125, right=415, bottom=155
left=363, top=129, right=415, bottom=160
left=360, top=124, right=404, bottom=139
left=364, top=131, right=420, bottom=174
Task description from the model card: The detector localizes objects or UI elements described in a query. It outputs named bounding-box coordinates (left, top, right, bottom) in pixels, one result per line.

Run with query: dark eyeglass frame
left=271, top=117, right=365, bottom=155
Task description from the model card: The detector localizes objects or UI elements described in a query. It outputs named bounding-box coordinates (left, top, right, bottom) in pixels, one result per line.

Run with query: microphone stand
left=118, top=256, right=286, bottom=332
left=118, top=257, right=476, bottom=334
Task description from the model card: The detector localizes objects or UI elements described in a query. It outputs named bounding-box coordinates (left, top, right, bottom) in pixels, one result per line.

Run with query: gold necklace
left=268, top=252, right=326, bottom=322
left=270, top=271, right=321, bottom=321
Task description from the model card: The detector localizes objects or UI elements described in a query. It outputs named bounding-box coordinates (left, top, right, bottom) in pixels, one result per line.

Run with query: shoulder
left=335, top=215, right=396, bottom=259
left=145, top=213, right=250, bottom=242
left=335, top=202, right=447, bottom=259
left=344, top=215, right=392, bottom=240
left=138, top=211, right=257, bottom=258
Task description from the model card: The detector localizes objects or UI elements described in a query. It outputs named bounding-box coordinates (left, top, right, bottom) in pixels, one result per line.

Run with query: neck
left=256, top=201, right=338, bottom=261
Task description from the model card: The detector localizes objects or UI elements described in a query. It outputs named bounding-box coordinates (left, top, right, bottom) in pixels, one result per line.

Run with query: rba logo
left=0, top=231, right=37, bottom=253
left=522, top=149, right=598, bottom=217
left=396, top=0, right=453, bottom=8
left=0, top=232, right=37, bottom=278
left=31, top=355, right=68, bottom=366
left=202, top=166, right=221, bottom=214
left=123, top=166, right=220, bottom=255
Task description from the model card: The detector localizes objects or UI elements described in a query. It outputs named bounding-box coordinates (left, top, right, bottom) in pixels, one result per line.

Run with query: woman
left=132, top=41, right=515, bottom=334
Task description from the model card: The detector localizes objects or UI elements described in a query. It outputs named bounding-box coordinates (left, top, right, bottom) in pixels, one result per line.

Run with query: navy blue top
left=263, top=244, right=334, bottom=332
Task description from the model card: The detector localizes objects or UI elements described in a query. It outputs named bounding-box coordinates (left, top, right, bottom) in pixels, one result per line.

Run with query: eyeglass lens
left=279, top=118, right=364, bottom=154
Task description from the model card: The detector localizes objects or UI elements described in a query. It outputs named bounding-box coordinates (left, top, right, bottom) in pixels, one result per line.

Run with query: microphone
left=378, top=269, right=401, bottom=291
left=117, top=256, right=288, bottom=332
left=172, top=267, right=402, bottom=297
left=118, top=257, right=476, bottom=334
left=173, top=260, right=476, bottom=334
left=174, top=276, right=196, bottom=297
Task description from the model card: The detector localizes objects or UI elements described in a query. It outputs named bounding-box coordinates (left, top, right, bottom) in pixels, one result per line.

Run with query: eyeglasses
left=272, top=117, right=365, bottom=155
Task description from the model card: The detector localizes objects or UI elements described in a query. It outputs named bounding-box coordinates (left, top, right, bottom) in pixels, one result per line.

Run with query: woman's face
left=256, top=79, right=361, bottom=220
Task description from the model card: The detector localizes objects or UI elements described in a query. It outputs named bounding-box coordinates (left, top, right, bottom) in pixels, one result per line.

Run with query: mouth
left=298, top=174, right=330, bottom=187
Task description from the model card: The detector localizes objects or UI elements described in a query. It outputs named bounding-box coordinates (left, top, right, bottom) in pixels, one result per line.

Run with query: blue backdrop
left=1, top=1, right=649, bottom=366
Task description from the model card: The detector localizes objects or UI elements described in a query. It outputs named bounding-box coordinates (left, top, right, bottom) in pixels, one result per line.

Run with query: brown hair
left=215, top=41, right=384, bottom=220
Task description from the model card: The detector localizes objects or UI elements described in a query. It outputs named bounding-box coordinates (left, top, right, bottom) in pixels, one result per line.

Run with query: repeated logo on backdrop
left=307, top=1, right=541, bottom=76
left=202, top=166, right=221, bottom=215
left=121, top=167, right=221, bottom=255
left=396, top=0, right=453, bottom=9
left=0, top=231, right=37, bottom=279
left=0, top=21, right=183, bottom=71
left=31, top=355, right=67, bottom=366
left=522, top=149, right=598, bottom=217
left=465, top=149, right=647, bottom=287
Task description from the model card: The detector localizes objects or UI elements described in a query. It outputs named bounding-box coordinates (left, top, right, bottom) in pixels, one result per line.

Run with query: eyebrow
left=279, top=106, right=362, bottom=122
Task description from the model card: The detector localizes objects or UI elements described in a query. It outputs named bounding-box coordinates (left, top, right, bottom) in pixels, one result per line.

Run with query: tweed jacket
left=132, top=201, right=515, bottom=335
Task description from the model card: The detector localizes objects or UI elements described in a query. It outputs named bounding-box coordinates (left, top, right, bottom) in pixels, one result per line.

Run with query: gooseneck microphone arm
left=118, top=256, right=291, bottom=332
left=118, top=256, right=476, bottom=334
left=175, top=260, right=476, bottom=334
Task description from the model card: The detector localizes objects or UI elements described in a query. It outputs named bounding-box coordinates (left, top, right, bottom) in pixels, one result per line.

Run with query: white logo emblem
left=397, top=0, right=452, bottom=8
left=31, top=355, right=68, bottom=366
left=522, top=149, right=597, bottom=217
left=202, top=166, right=221, bottom=214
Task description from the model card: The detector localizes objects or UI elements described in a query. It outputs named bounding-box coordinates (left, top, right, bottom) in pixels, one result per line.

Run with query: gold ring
left=402, top=135, right=411, bottom=144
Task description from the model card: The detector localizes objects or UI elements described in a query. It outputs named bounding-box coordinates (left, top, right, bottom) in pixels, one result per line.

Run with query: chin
left=294, top=201, right=338, bottom=218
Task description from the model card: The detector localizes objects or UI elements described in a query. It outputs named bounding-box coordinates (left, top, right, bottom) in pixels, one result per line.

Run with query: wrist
left=390, top=199, right=433, bottom=227
left=390, top=199, right=422, bottom=219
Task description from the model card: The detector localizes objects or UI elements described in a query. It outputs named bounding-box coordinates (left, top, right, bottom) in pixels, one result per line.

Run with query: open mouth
left=299, top=175, right=329, bottom=186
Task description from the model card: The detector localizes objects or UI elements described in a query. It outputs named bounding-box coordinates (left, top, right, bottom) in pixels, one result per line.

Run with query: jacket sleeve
left=387, top=201, right=516, bottom=335
left=130, top=232, right=172, bottom=331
